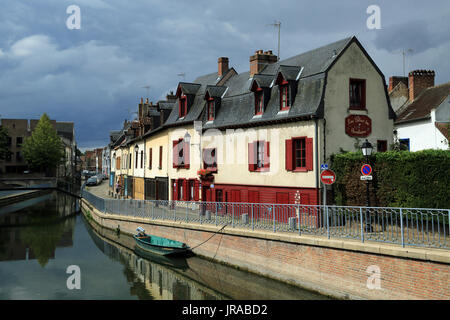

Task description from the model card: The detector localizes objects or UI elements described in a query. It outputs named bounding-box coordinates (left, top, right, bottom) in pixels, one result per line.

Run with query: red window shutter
left=194, top=180, right=199, bottom=201
left=285, top=139, right=293, bottom=171
left=263, top=141, right=270, bottom=169
left=248, top=142, right=255, bottom=171
left=184, top=141, right=190, bottom=169
left=172, top=140, right=178, bottom=168
left=182, top=180, right=188, bottom=200
left=149, top=148, right=152, bottom=169
left=306, top=137, right=313, bottom=171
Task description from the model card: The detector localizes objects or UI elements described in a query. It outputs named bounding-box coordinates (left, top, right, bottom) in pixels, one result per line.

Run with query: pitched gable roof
left=396, top=82, right=450, bottom=124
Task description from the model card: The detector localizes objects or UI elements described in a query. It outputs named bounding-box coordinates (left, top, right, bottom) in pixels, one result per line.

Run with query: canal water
left=0, top=191, right=330, bottom=300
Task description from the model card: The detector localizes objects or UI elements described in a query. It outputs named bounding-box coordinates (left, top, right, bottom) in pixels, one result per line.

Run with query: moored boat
left=133, top=227, right=191, bottom=257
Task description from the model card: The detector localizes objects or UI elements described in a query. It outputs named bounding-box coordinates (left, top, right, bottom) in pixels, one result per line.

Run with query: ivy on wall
left=330, top=150, right=450, bottom=209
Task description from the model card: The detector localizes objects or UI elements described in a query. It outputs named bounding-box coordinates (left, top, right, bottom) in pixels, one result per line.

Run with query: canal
left=0, top=191, right=330, bottom=300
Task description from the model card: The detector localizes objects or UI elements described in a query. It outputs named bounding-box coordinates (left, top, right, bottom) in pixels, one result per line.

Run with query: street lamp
left=361, top=139, right=373, bottom=232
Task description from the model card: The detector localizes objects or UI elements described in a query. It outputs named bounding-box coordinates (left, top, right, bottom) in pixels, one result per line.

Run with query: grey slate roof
left=150, top=36, right=395, bottom=135
left=163, top=37, right=355, bottom=131
left=164, top=72, right=220, bottom=127
left=177, top=82, right=201, bottom=95
left=275, top=65, right=303, bottom=81
left=205, top=85, right=228, bottom=98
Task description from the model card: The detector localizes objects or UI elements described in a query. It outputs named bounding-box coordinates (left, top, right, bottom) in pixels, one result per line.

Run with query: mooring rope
left=190, top=223, right=228, bottom=250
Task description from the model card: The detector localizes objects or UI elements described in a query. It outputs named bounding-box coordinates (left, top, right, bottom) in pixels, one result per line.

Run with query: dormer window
left=279, top=81, right=290, bottom=111
left=207, top=98, right=215, bottom=121
left=179, top=95, right=187, bottom=118
left=274, top=66, right=301, bottom=112
left=250, top=76, right=272, bottom=116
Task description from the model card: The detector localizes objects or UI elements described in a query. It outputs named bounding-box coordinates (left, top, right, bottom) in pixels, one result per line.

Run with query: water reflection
left=84, top=215, right=329, bottom=300
left=0, top=191, right=78, bottom=266
left=0, top=191, right=329, bottom=300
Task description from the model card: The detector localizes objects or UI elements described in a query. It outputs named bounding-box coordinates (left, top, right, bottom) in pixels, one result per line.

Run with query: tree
left=0, top=125, right=11, bottom=161
left=22, top=113, right=64, bottom=176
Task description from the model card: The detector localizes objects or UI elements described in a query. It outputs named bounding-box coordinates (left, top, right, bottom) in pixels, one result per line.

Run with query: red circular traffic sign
left=361, top=164, right=372, bottom=176
left=320, top=169, right=336, bottom=185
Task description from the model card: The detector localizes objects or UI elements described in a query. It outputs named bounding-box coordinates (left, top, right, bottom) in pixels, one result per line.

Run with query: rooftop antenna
left=177, top=73, right=186, bottom=81
left=267, top=20, right=281, bottom=61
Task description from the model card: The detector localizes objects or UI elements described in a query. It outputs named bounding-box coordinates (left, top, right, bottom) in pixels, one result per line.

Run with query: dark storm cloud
left=373, top=19, right=449, bottom=54
left=0, top=0, right=449, bottom=148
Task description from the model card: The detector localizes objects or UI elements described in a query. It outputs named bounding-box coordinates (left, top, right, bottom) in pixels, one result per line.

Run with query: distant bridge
left=0, top=178, right=82, bottom=199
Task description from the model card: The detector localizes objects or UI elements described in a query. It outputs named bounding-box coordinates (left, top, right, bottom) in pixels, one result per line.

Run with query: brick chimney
left=250, top=50, right=277, bottom=77
left=388, top=76, right=408, bottom=92
left=218, top=57, right=229, bottom=77
left=408, top=70, right=435, bottom=101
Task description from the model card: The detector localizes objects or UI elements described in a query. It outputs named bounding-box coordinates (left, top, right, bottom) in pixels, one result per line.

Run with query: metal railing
left=81, top=190, right=449, bottom=249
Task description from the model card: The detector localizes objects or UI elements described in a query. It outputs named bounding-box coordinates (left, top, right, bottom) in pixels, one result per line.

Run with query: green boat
left=133, top=227, right=191, bottom=256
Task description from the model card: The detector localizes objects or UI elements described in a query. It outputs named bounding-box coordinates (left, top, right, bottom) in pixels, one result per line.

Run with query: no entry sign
left=361, top=164, right=372, bottom=176
left=320, top=169, right=336, bottom=185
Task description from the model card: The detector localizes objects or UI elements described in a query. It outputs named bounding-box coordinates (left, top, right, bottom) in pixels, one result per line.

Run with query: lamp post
left=361, top=139, right=373, bottom=232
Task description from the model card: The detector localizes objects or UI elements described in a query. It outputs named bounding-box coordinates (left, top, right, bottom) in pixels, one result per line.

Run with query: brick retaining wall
left=81, top=199, right=450, bottom=300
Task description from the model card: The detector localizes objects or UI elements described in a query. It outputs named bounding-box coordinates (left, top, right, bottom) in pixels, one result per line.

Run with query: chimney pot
left=250, top=49, right=278, bottom=77
left=408, top=69, right=435, bottom=101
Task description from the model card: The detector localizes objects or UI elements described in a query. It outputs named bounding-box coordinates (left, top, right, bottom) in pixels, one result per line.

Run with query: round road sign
left=361, top=164, right=372, bottom=176
left=320, top=169, right=336, bottom=185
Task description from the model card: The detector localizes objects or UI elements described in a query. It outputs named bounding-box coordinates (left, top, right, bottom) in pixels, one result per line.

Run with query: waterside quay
left=81, top=190, right=450, bottom=300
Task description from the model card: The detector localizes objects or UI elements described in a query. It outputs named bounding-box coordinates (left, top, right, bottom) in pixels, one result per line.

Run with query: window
left=16, top=152, right=22, bottom=162
left=399, top=138, right=410, bottom=151
left=255, top=90, right=263, bottom=115
left=189, top=180, right=195, bottom=201
left=285, top=137, right=313, bottom=171
left=293, top=138, right=306, bottom=169
left=129, top=154, right=131, bottom=169
left=349, top=79, right=366, bottom=110
left=280, top=83, right=290, bottom=110
left=248, top=141, right=269, bottom=172
left=16, top=137, right=23, bottom=147
left=256, top=142, right=264, bottom=169
left=6, top=137, right=11, bottom=147
left=179, top=95, right=187, bottom=118
left=377, top=140, right=387, bottom=152
left=203, top=148, right=217, bottom=172
left=207, top=98, right=214, bottom=121
left=173, top=139, right=190, bottom=169
left=135, top=151, right=138, bottom=168
left=140, top=150, right=144, bottom=168
left=159, top=146, right=163, bottom=169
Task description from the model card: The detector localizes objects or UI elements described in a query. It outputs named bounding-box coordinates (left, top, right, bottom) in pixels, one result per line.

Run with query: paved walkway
left=84, top=180, right=114, bottom=199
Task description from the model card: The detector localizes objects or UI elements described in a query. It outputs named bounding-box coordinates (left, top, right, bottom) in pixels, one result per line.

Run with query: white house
left=394, top=79, right=450, bottom=151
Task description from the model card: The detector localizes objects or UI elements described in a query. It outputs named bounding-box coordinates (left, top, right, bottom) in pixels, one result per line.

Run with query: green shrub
left=330, top=149, right=450, bottom=209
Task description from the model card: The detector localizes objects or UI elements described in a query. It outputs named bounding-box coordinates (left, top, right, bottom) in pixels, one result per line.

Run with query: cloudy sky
left=0, top=0, right=449, bottom=150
